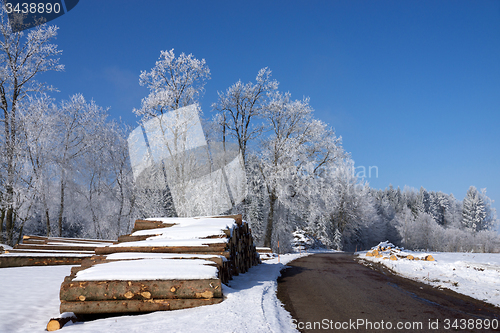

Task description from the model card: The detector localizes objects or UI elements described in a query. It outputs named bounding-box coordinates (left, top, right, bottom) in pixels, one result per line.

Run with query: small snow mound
left=0, top=243, right=13, bottom=253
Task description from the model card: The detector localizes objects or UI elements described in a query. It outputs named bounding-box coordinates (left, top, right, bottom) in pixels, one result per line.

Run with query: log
left=46, top=313, right=79, bottom=331
left=14, top=244, right=104, bottom=252
left=1, top=248, right=95, bottom=254
left=60, top=278, right=222, bottom=301
left=117, top=234, right=153, bottom=243
left=60, top=298, right=223, bottom=314
left=256, top=247, right=272, bottom=254
left=132, top=220, right=175, bottom=232
left=209, top=214, right=242, bottom=225
left=95, top=244, right=228, bottom=256
left=0, top=255, right=88, bottom=268
left=22, top=235, right=115, bottom=244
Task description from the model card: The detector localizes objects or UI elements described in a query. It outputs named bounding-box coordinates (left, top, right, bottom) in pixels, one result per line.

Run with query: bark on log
left=209, top=214, right=242, bottom=225
left=22, top=235, right=115, bottom=244
left=2, top=248, right=95, bottom=254
left=0, top=256, right=87, bottom=268
left=15, top=244, right=104, bottom=252
left=95, top=244, right=228, bottom=255
left=117, top=234, right=153, bottom=243
left=60, top=278, right=222, bottom=301
left=60, top=298, right=223, bottom=314
left=131, top=220, right=175, bottom=232
left=46, top=314, right=79, bottom=331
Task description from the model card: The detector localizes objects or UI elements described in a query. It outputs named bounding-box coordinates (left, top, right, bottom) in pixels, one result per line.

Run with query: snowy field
left=358, top=249, right=500, bottom=308
left=0, top=254, right=307, bottom=333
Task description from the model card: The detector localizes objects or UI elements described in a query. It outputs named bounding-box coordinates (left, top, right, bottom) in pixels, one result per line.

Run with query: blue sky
left=39, top=0, right=500, bottom=214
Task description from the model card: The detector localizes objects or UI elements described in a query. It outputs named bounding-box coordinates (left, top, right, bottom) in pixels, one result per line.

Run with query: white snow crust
left=105, top=252, right=226, bottom=261
left=112, top=217, right=235, bottom=248
left=73, top=258, right=219, bottom=281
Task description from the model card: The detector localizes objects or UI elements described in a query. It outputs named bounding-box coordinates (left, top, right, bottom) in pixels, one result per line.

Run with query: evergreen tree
left=333, top=228, right=342, bottom=251
left=462, top=186, right=486, bottom=231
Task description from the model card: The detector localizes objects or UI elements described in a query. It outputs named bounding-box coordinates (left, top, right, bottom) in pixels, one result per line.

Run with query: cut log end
left=47, top=319, right=62, bottom=331
left=46, top=315, right=78, bottom=331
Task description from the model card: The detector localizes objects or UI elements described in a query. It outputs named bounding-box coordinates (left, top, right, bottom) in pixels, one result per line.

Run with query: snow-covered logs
left=365, top=242, right=435, bottom=262
left=0, top=236, right=114, bottom=268
left=57, top=215, right=260, bottom=318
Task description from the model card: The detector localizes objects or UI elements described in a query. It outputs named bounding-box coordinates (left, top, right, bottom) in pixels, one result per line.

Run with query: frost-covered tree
left=258, top=91, right=342, bottom=248
left=134, top=49, right=210, bottom=120
left=462, top=186, right=486, bottom=231
left=132, top=50, right=212, bottom=217
left=52, top=95, right=109, bottom=237
left=212, top=68, right=278, bottom=164
left=0, top=9, right=63, bottom=245
left=394, top=206, right=414, bottom=247
left=333, top=228, right=342, bottom=251
left=17, top=94, right=59, bottom=236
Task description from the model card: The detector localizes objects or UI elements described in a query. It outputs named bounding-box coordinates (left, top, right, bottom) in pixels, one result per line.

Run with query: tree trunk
left=45, top=207, right=51, bottom=237
left=5, top=206, right=14, bottom=246
left=264, top=192, right=277, bottom=248
left=57, top=173, right=66, bottom=237
left=0, top=208, right=5, bottom=243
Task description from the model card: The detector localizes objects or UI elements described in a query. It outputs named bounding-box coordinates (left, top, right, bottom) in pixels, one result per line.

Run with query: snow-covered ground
left=358, top=246, right=500, bottom=308
left=0, top=253, right=307, bottom=333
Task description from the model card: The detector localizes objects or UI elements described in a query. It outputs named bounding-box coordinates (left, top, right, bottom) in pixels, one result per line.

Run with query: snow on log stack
left=0, top=236, right=114, bottom=268
left=58, top=214, right=260, bottom=315
left=365, top=241, right=435, bottom=262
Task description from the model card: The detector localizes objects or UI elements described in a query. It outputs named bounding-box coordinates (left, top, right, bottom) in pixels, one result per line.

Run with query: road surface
left=277, top=253, right=500, bottom=332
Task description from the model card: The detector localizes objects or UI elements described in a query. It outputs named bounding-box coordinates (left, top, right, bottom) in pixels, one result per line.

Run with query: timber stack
left=57, top=214, right=260, bottom=318
left=365, top=242, right=435, bottom=262
left=0, top=236, right=114, bottom=268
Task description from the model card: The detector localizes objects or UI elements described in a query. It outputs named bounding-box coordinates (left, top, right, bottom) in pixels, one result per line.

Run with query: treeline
left=1, top=13, right=498, bottom=252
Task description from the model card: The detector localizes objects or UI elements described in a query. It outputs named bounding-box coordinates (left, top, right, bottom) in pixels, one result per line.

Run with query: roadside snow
left=358, top=247, right=500, bottom=307
left=0, top=254, right=307, bottom=333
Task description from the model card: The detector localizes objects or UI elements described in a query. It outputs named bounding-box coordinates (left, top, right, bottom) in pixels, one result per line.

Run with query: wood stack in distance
left=58, top=214, right=260, bottom=316
left=0, top=236, right=114, bottom=268
left=365, top=243, right=435, bottom=262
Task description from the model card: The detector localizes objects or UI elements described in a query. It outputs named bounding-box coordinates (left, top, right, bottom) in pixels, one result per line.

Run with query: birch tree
left=0, top=9, right=63, bottom=244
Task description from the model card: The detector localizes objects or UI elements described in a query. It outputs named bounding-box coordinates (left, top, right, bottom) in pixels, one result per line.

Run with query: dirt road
left=277, top=253, right=500, bottom=332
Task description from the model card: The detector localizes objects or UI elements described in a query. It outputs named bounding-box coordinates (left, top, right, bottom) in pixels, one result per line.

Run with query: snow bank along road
left=277, top=253, right=500, bottom=333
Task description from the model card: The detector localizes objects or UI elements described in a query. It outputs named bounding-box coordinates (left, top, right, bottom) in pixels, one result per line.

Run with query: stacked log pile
left=57, top=214, right=260, bottom=317
left=256, top=247, right=276, bottom=261
left=365, top=242, right=435, bottom=262
left=0, top=236, right=114, bottom=268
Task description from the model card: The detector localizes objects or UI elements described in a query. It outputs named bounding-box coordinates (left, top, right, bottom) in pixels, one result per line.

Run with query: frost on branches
left=0, top=8, right=63, bottom=245
left=134, top=49, right=211, bottom=120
